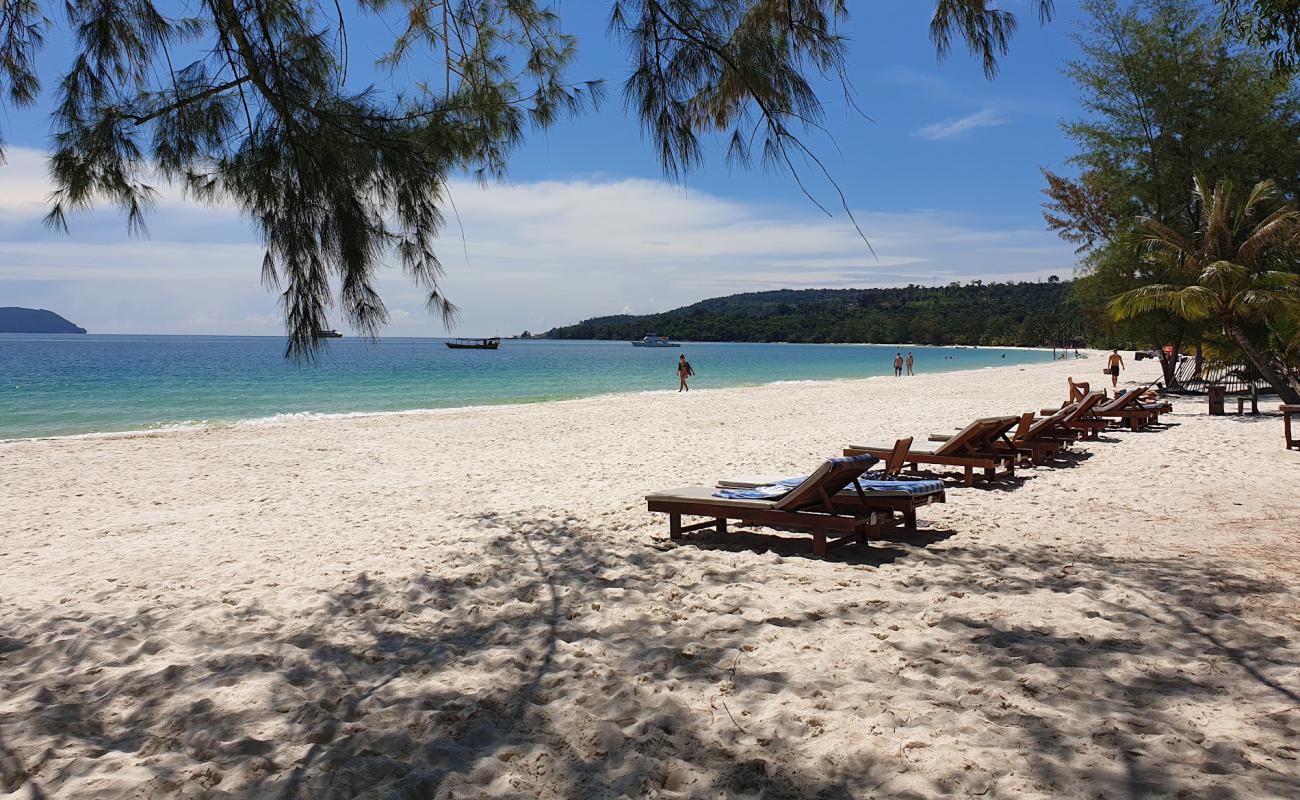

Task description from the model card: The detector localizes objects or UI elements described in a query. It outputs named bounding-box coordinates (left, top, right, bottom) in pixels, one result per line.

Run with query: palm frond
left=1239, top=178, right=1279, bottom=226
left=1236, top=207, right=1300, bottom=266
left=1109, top=283, right=1215, bottom=322
left=1229, top=289, right=1300, bottom=318
left=1137, top=217, right=1198, bottom=257
left=1199, top=259, right=1249, bottom=286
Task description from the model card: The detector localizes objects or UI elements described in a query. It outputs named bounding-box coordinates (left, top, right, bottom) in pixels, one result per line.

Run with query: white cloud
left=914, top=108, right=1007, bottom=141
left=0, top=146, right=1071, bottom=336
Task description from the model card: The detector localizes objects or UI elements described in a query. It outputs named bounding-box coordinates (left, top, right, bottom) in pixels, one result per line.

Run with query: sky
left=0, top=0, right=1096, bottom=337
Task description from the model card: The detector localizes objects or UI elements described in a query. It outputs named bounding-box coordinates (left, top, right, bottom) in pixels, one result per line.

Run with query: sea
left=0, top=335, right=1052, bottom=440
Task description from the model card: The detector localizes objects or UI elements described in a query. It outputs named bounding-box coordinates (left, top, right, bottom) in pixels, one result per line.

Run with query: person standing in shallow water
left=906, top=351, right=915, bottom=376
left=678, top=354, right=695, bottom=392
left=893, top=352, right=904, bottom=377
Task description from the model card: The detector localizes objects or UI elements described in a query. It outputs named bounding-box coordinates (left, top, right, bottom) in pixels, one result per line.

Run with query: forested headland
left=543, top=280, right=1091, bottom=347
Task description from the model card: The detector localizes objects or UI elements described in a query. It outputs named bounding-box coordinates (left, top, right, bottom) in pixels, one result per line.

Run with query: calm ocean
left=0, top=335, right=1051, bottom=439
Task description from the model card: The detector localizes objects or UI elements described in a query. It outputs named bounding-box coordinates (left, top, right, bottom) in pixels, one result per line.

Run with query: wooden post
left=1208, top=385, right=1225, bottom=415
left=1283, top=405, right=1300, bottom=450
left=811, top=531, right=827, bottom=557
left=670, top=513, right=682, bottom=539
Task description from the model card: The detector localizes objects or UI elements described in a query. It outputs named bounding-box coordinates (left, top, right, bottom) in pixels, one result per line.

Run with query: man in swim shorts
left=1106, top=349, right=1125, bottom=390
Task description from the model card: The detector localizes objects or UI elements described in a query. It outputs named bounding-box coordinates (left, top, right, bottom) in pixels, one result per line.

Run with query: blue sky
left=0, top=1, right=1093, bottom=336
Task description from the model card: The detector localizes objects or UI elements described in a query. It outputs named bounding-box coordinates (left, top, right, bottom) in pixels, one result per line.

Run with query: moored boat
left=631, top=333, right=680, bottom=347
left=312, top=329, right=343, bottom=338
left=446, top=337, right=501, bottom=350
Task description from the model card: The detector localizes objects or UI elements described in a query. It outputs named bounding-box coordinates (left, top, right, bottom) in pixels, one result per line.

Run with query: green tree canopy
left=1045, top=0, right=1300, bottom=247
left=1110, top=176, right=1300, bottom=402
left=1042, top=0, right=1300, bottom=385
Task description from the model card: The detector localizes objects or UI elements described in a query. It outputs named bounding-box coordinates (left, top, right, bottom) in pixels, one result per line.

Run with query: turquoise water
left=0, top=335, right=1050, bottom=439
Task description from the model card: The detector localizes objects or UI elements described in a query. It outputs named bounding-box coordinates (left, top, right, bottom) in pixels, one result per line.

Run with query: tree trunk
left=1193, top=340, right=1204, bottom=380
left=1226, top=323, right=1300, bottom=404
left=1159, top=334, right=1182, bottom=389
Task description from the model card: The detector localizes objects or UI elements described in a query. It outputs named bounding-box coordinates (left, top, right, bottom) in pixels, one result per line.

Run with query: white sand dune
left=2, top=353, right=1298, bottom=798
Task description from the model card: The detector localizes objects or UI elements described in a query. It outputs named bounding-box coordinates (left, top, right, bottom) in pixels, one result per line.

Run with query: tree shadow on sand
left=1, top=514, right=1297, bottom=799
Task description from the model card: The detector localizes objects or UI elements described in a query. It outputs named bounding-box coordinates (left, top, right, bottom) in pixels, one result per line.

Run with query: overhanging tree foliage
left=0, top=0, right=1052, bottom=358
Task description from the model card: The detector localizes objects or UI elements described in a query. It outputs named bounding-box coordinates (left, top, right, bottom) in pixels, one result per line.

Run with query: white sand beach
left=2, top=354, right=1298, bottom=799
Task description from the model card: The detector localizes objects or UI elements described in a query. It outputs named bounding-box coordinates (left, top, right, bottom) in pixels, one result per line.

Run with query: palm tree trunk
left=1159, top=334, right=1182, bottom=389
left=1226, top=323, right=1300, bottom=404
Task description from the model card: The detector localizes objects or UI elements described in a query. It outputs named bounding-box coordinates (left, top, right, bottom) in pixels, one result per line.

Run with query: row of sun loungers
left=645, top=384, right=1171, bottom=557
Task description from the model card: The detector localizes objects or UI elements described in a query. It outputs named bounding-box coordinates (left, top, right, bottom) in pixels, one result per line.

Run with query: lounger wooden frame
left=648, top=497, right=883, bottom=558
left=646, top=446, right=945, bottom=557
left=844, top=416, right=1020, bottom=487
left=715, top=438, right=947, bottom=529
left=1043, top=393, right=1108, bottom=440
left=1093, top=390, right=1162, bottom=431
left=933, top=410, right=1081, bottom=466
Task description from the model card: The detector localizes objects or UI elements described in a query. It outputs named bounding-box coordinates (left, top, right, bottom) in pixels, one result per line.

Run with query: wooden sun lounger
left=931, top=411, right=1072, bottom=466
left=646, top=454, right=898, bottom=557
left=844, top=416, right=1020, bottom=486
left=1094, top=389, right=1162, bottom=431
left=714, top=438, right=947, bottom=531
left=1042, top=392, right=1108, bottom=440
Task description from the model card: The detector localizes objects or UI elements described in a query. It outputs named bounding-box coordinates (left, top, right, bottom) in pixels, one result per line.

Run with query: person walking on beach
left=1106, top=349, right=1125, bottom=390
left=893, top=352, right=904, bottom=377
left=906, top=351, right=915, bottom=376
left=678, top=354, right=695, bottom=392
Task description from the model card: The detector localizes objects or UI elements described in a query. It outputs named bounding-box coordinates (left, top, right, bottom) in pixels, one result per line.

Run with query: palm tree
left=1109, top=176, right=1300, bottom=404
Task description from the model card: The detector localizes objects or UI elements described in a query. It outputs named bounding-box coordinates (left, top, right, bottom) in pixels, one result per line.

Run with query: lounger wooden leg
left=964, top=466, right=975, bottom=487
left=670, top=513, right=682, bottom=540
left=812, top=531, right=828, bottom=557
left=983, top=466, right=994, bottom=482
left=904, top=509, right=917, bottom=529
left=716, top=518, right=727, bottom=535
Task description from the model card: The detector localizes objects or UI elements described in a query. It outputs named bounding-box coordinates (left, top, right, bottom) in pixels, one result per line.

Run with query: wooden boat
left=446, top=337, right=500, bottom=350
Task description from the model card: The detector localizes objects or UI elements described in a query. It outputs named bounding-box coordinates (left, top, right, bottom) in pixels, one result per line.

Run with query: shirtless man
left=1106, top=349, right=1125, bottom=390
left=906, top=351, right=915, bottom=376
left=893, top=352, right=904, bottom=377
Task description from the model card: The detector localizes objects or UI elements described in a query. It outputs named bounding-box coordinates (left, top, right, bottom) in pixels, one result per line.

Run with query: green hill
left=544, top=281, right=1086, bottom=346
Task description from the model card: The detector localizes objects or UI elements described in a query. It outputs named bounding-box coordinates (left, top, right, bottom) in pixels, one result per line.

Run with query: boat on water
left=446, top=337, right=501, bottom=350
left=313, top=329, right=343, bottom=338
left=631, top=333, right=680, bottom=347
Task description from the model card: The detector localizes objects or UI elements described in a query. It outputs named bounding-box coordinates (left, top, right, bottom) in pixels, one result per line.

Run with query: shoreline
left=2, top=347, right=1073, bottom=444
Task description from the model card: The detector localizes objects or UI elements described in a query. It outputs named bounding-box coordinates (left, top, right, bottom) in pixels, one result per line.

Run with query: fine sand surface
left=2, top=354, right=1298, bottom=799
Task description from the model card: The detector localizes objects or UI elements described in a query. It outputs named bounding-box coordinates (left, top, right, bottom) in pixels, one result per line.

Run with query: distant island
left=543, top=280, right=1085, bottom=347
left=0, top=307, right=88, bottom=334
